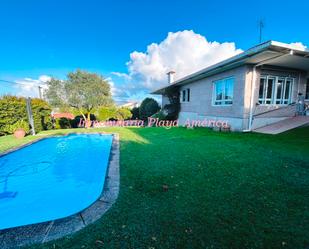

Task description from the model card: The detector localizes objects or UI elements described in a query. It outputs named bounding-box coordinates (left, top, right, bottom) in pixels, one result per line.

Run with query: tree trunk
left=78, top=110, right=88, bottom=128
left=86, top=112, right=91, bottom=128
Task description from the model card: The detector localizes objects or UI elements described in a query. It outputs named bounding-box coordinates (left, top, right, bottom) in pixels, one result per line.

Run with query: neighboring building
left=118, top=101, right=139, bottom=109
left=51, top=112, right=75, bottom=120
left=152, top=41, right=309, bottom=131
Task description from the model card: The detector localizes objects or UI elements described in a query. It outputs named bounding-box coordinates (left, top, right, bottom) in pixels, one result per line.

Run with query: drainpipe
left=247, top=66, right=257, bottom=131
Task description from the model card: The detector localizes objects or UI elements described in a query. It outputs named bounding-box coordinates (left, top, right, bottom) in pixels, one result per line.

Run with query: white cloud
left=112, top=30, right=243, bottom=101
left=289, top=42, right=307, bottom=51
left=110, top=72, right=131, bottom=81
left=38, top=75, right=52, bottom=83
left=14, top=75, right=51, bottom=98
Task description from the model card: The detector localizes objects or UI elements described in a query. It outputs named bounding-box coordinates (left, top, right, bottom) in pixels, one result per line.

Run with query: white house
left=152, top=41, right=309, bottom=132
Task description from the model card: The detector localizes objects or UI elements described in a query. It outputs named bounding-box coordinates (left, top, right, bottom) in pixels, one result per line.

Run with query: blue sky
left=0, top=0, right=308, bottom=101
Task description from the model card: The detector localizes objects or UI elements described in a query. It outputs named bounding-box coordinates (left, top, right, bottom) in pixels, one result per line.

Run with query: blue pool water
left=0, top=133, right=113, bottom=230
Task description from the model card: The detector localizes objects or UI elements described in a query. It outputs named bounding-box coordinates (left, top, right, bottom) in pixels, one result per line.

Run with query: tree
left=45, top=70, right=113, bottom=124
left=139, top=98, right=160, bottom=121
left=131, top=107, right=140, bottom=119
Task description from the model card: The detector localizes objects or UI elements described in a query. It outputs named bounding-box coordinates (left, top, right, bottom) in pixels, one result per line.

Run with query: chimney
left=167, top=71, right=175, bottom=84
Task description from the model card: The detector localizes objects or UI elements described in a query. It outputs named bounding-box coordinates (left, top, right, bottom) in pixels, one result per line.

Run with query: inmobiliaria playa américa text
left=79, top=117, right=229, bottom=129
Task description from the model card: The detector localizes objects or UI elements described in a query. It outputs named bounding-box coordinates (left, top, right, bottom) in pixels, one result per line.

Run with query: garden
left=0, top=126, right=308, bottom=249
left=1, top=70, right=308, bottom=249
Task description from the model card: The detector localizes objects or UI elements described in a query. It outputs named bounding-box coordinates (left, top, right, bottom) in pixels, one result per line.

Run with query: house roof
left=119, top=102, right=139, bottom=109
left=51, top=112, right=75, bottom=120
left=152, top=40, right=309, bottom=94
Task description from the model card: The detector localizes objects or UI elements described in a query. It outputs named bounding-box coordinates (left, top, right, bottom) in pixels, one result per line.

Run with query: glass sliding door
left=265, top=77, right=275, bottom=104
left=258, top=75, right=294, bottom=105
left=258, top=77, right=266, bottom=103
left=258, top=76, right=275, bottom=104
left=275, top=78, right=284, bottom=104
left=282, top=78, right=293, bottom=104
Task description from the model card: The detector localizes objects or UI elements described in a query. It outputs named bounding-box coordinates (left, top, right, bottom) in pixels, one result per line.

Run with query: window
left=305, top=79, right=309, bottom=100
left=258, top=76, right=293, bottom=105
left=181, top=89, right=190, bottom=102
left=213, top=77, right=234, bottom=105
left=258, top=76, right=275, bottom=104
left=182, top=90, right=186, bottom=102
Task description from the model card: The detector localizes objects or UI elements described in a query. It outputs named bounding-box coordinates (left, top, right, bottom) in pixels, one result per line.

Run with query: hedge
left=0, top=96, right=53, bottom=135
left=95, top=106, right=132, bottom=121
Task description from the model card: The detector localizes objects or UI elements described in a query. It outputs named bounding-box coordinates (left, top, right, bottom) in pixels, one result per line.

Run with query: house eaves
left=152, top=40, right=309, bottom=94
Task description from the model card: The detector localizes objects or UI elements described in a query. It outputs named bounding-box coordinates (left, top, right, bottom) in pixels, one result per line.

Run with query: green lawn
left=1, top=127, right=309, bottom=249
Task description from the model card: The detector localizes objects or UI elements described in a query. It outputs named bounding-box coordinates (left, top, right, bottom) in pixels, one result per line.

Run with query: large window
left=181, top=89, right=190, bottom=102
left=258, top=76, right=293, bottom=105
left=213, top=77, right=234, bottom=105
left=305, top=79, right=309, bottom=100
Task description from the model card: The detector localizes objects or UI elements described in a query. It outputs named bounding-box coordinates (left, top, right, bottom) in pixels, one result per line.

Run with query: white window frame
left=212, top=77, right=234, bottom=106
left=181, top=89, right=186, bottom=103
left=181, top=88, right=190, bottom=103
left=186, top=88, right=190, bottom=102
left=258, top=75, right=294, bottom=106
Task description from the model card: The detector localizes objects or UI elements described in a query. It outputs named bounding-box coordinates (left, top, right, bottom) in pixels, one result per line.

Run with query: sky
left=0, top=0, right=308, bottom=102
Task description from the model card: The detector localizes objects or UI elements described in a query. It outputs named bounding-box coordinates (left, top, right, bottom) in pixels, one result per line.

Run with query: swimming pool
left=0, top=133, right=113, bottom=230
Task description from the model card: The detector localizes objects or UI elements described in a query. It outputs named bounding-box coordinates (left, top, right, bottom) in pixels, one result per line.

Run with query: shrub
left=151, top=110, right=167, bottom=120
left=54, top=118, right=72, bottom=129
left=96, top=106, right=118, bottom=121
left=139, top=98, right=160, bottom=121
left=0, top=96, right=26, bottom=135
left=116, top=107, right=132, bottom=120
left=163, top=103, right=180, bottom=120
left=31, top=98, right=53, bottom=131
left=164, top=87, right=180, bottom=120
left=2, top=120, right=30, bottom=135
left=96, top=106, right=132, bottom=121
left=131, top=107, right=140, bottom=119
left=0, top=96, right=52, bottom=135
left=70, top=114, right=96, bottom=128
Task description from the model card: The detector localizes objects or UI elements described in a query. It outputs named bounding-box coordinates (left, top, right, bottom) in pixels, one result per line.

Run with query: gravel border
left=0, top=133, right=120, bottom=249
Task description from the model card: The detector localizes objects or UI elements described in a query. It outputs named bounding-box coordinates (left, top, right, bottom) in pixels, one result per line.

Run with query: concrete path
left=253, top=116, right=309, bottom=134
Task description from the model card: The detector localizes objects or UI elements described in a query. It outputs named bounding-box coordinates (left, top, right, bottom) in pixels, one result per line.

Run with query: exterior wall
left=177, top=66, right=249, bottom=131
left=179, top=66, right=248, bottom=118
left=162, top=65, right=308, bottom=131
left=253, top=68, right=303, bottom=114
left=178, top=112, right=244, bottom=131
left=297, top=71, right=308, bottom=100
left=251, top=67, right=308, bottom=129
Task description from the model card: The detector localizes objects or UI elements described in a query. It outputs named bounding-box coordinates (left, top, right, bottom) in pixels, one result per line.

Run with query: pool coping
left=0, top=132, right=120, bottom=249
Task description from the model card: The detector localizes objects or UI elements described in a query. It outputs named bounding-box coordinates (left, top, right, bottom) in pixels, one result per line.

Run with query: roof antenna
left=258, top=19, right=265, bottom=43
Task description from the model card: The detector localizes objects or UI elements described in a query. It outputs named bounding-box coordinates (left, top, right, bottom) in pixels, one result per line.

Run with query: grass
left=1, top=127, right=309, bottom=249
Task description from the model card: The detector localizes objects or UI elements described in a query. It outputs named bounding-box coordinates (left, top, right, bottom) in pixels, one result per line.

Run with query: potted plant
left=3, top=120, right=30, bottom=139
left=14, top=128, right=26, bottom=138
left=12, top=120, right=30, bottom=138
